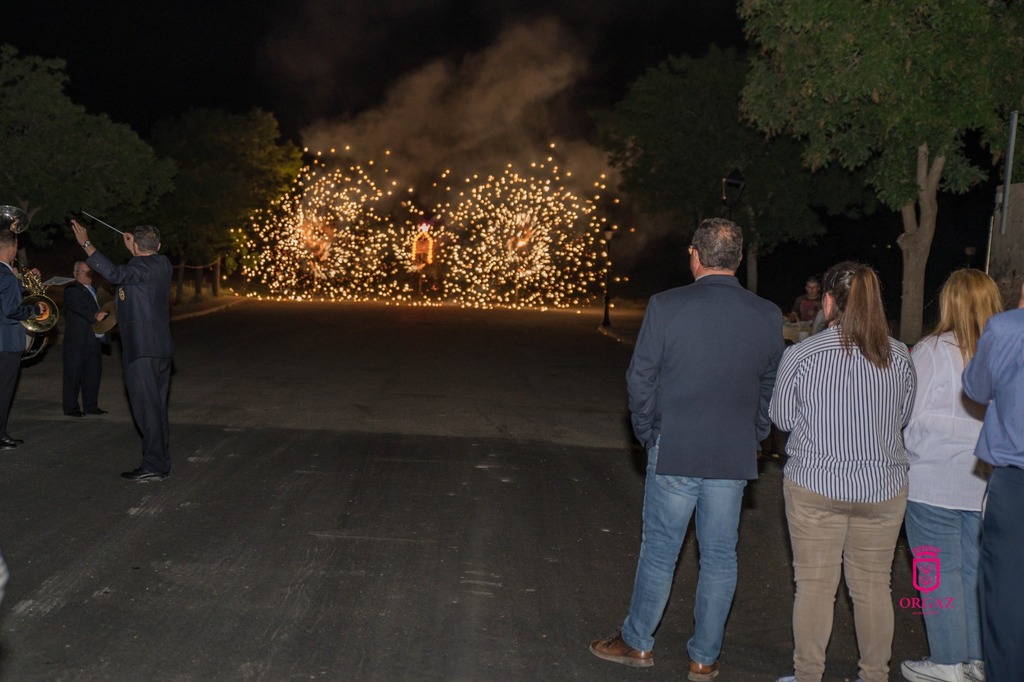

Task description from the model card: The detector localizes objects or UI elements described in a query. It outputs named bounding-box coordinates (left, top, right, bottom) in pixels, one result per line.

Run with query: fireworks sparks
left=439, top=162, right=601, bottom=308
left=241, top=158, right=398, bottom=301
left=241, top=151, right=610, bottom=309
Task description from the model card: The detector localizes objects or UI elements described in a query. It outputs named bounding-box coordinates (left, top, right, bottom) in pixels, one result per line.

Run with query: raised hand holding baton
left=80, top=211, right=125, bottom=235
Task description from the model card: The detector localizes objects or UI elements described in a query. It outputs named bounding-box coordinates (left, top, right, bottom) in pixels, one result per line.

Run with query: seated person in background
left=788, top=275, right=822, bottom=323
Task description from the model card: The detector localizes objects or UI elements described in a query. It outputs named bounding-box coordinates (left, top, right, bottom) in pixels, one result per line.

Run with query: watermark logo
left=912, top=545, right=941, bottom=593
left=898, top=545, right=954, bottom=615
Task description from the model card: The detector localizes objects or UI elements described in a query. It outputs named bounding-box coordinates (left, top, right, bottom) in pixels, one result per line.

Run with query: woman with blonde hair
left=899, top=269, right=1002, bottom=682
left=770, top=261, right=916, bottom=682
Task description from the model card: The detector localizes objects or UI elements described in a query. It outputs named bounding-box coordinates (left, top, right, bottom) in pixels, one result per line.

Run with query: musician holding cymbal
left=0, top=227, right=49, bottom=450
left=62, top=261, right=111, bottom=418
left=70, top=219, right=173, bottom=482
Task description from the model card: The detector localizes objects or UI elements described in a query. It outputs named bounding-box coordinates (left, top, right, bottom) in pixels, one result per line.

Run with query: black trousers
left=124, top=357, right=172, bottom=474
left=981, top=466, right=1024, bottom=681
left=0, top=351, right=21, bottom=436
left=63, top=338, right=102, bottom=413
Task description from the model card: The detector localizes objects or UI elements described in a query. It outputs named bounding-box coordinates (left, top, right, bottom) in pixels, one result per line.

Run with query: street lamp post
left=602, top=228, right=614, bottom=327
left=721, top=168, right=746, bottom=219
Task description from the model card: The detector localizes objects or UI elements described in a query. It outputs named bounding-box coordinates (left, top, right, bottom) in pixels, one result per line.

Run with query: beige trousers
left=783, top=478, right=907, bottom=682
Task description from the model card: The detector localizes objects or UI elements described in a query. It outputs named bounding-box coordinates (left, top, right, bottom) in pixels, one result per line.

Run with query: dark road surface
left=0, top=301, right=926, bottom=680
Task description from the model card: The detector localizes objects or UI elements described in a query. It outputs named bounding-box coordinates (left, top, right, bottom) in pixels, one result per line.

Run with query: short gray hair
left=691, top=218, right=742, bottom=271
left=133, top=225, right=161, bottom=253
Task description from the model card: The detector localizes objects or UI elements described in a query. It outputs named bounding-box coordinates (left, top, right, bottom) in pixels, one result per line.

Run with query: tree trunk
left=176, top=262, right=185, bottom=305
left=743, top=206, right=759, bottom=293
left=895, top=144, right=944, bottom=345
left=193, top=267, right=204, bottom=301
left=745, top=242, right=759, bottom=293
left=213, top=258, right=221, bottom=297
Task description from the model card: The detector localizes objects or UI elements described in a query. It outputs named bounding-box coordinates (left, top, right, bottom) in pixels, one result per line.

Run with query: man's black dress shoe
left=65, top=409, right=84, bottom=417
left=0, top=438, right=16, bottom=450
left=121, top=468, right=168, bottom=482
left=85, top=408, right=108, bottom=415
left=3, top=434, right=23, bottom=444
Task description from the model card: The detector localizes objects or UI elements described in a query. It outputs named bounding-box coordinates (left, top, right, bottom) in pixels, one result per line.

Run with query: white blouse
left=904, top=332, right=990, bottom=510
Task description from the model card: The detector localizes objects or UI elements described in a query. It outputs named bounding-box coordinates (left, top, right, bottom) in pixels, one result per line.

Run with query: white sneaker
left=775, top=677, right=796, bottom=682
left=900, top=658, right=966, bottom=682
left=962, top=660, right=984, bottom=682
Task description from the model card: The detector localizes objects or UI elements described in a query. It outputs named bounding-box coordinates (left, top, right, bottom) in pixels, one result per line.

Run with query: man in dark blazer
left=62, top=261, right=110, bottom=417
left=590, top=218, right=785, bottom=681
left=0, top=228, right=48, bottom=450
left=71, top=220, right=173, bottom=481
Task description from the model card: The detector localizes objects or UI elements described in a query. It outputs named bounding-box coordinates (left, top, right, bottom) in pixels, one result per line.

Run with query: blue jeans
left=903, top=501, right=982, bottom=664
left=621, top=444, right=746, bottom=664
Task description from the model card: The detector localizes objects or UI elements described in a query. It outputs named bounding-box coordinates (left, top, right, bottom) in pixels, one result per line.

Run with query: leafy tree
left=0, top=45, right=174, bottom=246
left=740, top=0, right=1024, bottom=342
left=149, top=108, right=302, bottom=291
left=599, top=46, right=863, bottom=293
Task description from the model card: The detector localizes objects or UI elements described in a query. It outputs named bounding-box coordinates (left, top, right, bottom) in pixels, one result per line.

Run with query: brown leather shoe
left=688, top=658, right=720, bottom=681
left=589, top=631, right=654, bottom=667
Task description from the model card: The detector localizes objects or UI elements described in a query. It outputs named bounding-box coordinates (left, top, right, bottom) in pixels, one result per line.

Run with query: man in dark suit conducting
left=590, top=218, right=785, bottom=681
left=62, top=261, right=110, bottom=417
left=70, top=219, right=173, bottom=482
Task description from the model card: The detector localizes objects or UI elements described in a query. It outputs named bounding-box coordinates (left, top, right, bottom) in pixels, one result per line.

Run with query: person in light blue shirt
left=962, top=283, right=1024, bottom=682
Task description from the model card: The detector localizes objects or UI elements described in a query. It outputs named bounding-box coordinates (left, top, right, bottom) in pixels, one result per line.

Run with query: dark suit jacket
left=86, top=251, right=173, bottom=364
left=62, top=282, right=103, bottom=350
left=0, top=263, right=38, bottom=353
left=626, top=274, right=785, bottom=480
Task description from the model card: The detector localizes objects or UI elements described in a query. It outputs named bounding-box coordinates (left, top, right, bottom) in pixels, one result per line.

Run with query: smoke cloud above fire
left=297, top=18, right=616, bottom=209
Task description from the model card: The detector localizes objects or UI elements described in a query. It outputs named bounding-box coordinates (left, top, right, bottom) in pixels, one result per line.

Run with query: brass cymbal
left=92, top=300, right=117, bottom=334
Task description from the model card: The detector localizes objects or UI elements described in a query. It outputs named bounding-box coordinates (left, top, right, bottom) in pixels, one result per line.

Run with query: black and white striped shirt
left=769, top=326, right=916, bottom=503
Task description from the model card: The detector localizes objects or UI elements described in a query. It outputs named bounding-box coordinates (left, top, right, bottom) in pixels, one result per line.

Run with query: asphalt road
left=0, top=301, right=925, bottom=681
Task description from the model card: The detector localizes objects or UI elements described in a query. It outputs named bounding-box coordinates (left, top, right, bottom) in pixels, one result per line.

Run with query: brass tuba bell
left=21, top=294, right=58, bottom=333
left=16, top=263, right=59, bottom=333
left=0, top=205, right=29, bottom=233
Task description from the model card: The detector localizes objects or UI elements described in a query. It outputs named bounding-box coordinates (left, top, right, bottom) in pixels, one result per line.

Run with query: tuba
left=17, top=263, right=59, bottom=334
left=18, top=265, right=58, bottom=362
left=0, top=205, right=29, bottom=234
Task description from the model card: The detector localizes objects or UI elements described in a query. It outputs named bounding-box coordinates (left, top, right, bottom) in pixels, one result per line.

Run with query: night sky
left=1, top=0, right=743, bottom=139
left=0, top=1, right=996, bottom=313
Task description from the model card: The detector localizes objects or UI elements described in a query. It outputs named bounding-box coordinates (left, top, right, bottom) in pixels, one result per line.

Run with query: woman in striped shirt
left=770, top=261, right=916, bottom=682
